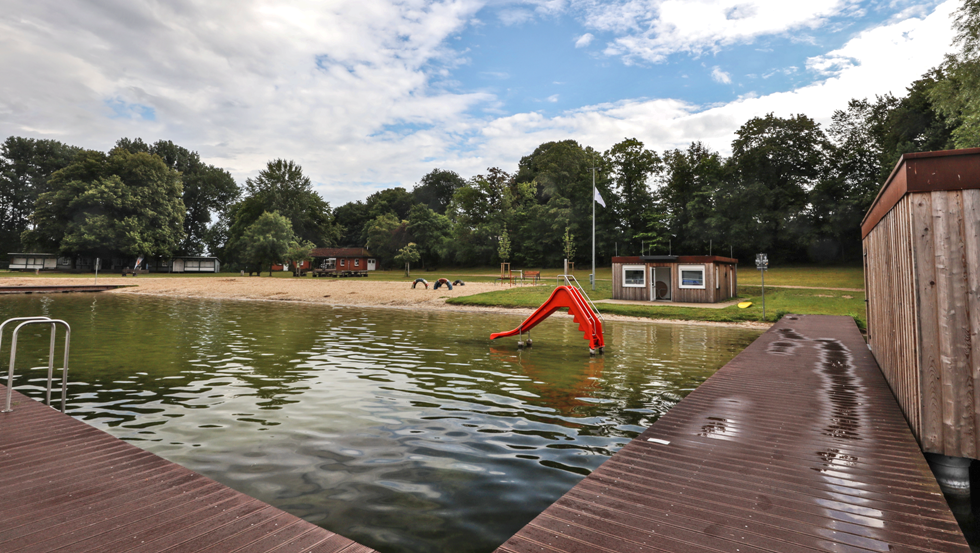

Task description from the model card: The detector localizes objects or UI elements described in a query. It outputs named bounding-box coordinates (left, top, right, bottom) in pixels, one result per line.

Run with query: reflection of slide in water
left=489, top=286, right=605, bottom=352
left=489, top=346, right=605, bottom=416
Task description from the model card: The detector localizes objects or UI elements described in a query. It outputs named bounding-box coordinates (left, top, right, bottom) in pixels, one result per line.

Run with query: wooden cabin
left=310, top=247, right=376, bottom=273
left=611, top=256, right=738, bottom=303
left=171, top=256, right=220, bottom=273
left=862, top=147, right=980, bottom=460
left=7, top=253, right=58, bottom=271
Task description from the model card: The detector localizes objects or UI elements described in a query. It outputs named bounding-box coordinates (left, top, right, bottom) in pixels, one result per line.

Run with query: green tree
left=498, top=225, right=511, bottom=263
left=365, top=187, right=416, bottom=221
left=23, top=148, right=185, bottom=262
left=333, top=200, right=370, bottom=247
left=242, top=211, right=297, bottom=276
left=284, top=239, right=315, bottom=276
left=365, top=212, right=409, bottom=268
left=0, top=137, right=81, bottom=253
left=394, top=242, right=421, bottom=276
left=929, top=0, right=980, bottom=147
left=413, top=169, right=465, bottom=214
left=729, top=114, right=830, bottom=260
left=407, top=204, right=452, bottom=268
left=605, top=138, right=661, bottom=254
left=657, top=142, right=728, bottom=254
left=115, top=138, right=240, bottom=255
left=242, top=159, right=341, bottom=247
left=562, top=227, right=574, bottom=262
left=223, top=159, right=339, bottom=266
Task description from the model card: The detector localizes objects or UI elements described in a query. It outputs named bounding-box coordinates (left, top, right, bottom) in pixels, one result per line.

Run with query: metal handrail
left=2, top=318, right=71, bottom=413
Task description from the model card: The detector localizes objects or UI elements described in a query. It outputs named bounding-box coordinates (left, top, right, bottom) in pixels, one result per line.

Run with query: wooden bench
left=524, top=271, right=541, bottom=283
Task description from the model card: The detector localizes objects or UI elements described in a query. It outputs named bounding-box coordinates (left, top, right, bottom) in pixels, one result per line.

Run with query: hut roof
left=310, top=247, right=374, bottom=258
left=862, top=147, right=980, bottom=238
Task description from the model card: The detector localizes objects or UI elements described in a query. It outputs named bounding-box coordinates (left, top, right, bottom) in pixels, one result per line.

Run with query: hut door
left=651, top=267, right=672, bottom=301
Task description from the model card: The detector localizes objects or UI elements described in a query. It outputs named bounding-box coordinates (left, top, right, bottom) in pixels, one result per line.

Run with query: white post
left=591, top=167, right=596, bottom=291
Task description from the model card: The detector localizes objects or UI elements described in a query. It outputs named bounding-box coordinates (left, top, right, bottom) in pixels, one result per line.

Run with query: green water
left=0, top=294, right=761, bottom=553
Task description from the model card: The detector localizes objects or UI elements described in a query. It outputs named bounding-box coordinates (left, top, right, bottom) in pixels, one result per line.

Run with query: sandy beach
left=0, top=275, right=769, bottom=328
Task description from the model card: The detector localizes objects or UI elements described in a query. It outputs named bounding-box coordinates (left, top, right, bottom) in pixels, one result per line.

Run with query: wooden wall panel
left=612, top=263, right=649, bottom=301
left=935, top=191, right=975, bottom=457
left=912, top=192, right=942, bottom=452
left=865, top=195, right=921, bottom=442
left=965, top=189, right=980, bottom=459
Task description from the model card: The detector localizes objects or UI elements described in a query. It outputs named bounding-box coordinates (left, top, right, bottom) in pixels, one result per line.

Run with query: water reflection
left=0, top=294, right=760, bottom=553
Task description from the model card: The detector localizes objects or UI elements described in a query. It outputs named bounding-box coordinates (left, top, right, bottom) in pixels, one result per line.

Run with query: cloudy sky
left=0, top=0, right=959, bottom=205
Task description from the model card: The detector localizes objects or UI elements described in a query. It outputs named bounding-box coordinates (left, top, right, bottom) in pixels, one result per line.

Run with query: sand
left=0, top=275, right=769, bottom=328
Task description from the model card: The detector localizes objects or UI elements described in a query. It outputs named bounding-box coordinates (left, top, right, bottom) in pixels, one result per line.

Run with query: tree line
left=2, top=0, right=977, bottom=270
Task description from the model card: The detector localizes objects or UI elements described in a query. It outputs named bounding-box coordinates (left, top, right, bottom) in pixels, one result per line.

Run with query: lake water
left=0, top=293, right=761, bottom=553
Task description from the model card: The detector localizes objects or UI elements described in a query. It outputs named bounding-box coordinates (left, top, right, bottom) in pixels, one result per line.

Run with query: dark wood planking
left=0, top=285, right=126, bottom=294
left=496, top=315, right=970, bottom=553
left=0, top=386, right=376, bottom=553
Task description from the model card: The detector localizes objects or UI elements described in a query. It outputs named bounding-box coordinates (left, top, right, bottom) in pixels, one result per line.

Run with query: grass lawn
left=735, top=264, right=864, bottom=289
left=447, top=282, right=866, bottom=329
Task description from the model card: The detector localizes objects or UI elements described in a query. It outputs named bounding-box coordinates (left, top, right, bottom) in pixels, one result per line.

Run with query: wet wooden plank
left=0, top=386, right=376, bottom=553
left=497, top=315, right=971, bottom=553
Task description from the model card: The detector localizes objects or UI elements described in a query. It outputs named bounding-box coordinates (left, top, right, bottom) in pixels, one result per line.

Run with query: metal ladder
left=1, top=317, right=71, bottom=413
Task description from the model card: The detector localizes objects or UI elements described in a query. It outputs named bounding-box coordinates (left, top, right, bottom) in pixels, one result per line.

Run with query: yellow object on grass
left=737, top=301, right=753, bottom=309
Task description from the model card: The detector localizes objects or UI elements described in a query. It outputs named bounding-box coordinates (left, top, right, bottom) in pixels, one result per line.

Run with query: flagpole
left=591, top=165, right=596, bottom=292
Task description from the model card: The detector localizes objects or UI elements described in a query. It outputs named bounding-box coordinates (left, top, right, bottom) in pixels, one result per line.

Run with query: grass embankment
left=447, top=265, right=867, bottom=328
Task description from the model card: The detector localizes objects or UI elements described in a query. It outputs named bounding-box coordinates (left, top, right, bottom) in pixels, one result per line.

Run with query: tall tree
left=224, top=159, right=340, bottom=265
left=728, top=114, right=830, bottom=260
left=23, top=148, right=185, bottom=261
left=0, top=137, right=80, bottom=253
left=242, top=211, right=299, bottom=276
left=605, top=138, right=661, bottom=254
left=929, top=0, right=980, bottom=147
left=364, top=212, right=409, bottom=269
left=115, top=138, right=240, bottom=255
left=413, top=169, right=465, bottom=214
left=334, top=200, right=370, bottom=247
left=407, top=204, right=452, bottom=268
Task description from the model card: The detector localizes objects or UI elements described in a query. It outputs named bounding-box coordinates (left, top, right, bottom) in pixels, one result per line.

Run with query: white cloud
left=574, top=0, right=857, bottom=63
left=0, top=0, right=487, bottom=204
left=711, top=66, right=732, bottom=84
left=0, top=0, right=959, bottom=206
left=547, top=94, right=560, bottom=102
left=465, top=0, right=956, bottom=166
left=575, top=33, right=594, bottom=47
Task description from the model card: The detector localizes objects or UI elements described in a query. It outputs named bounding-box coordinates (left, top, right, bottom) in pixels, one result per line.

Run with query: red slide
left=490, top=285, right=604, bottom=351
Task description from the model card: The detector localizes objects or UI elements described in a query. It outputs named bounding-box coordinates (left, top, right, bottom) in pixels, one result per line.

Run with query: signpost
left=755, top=253, right=768, bottom=321
left=94, top=257, right=100, bottom=285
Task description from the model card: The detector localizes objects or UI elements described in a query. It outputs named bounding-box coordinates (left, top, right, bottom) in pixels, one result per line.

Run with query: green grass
left=448, top=282, right=867, bottom=329
left=736, top=264, right=864, bottom=289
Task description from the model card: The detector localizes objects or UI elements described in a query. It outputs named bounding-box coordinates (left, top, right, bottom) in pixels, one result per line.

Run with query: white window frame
left=678, top=264, right=706, bottom=289
left=622, top=264, right=646, bottom=288
left=354, top=258, right=360, bottom=267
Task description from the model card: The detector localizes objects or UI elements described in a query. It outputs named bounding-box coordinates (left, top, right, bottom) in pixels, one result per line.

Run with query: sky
left=0, top=0, right=960, bottom=205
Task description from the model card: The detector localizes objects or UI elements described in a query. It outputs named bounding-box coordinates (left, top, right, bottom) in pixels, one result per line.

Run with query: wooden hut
left=611, top=256, right=738, bottom=303
left=310, top=247, right=376, bottom=274
left=862, top=147, right=980, bottom=460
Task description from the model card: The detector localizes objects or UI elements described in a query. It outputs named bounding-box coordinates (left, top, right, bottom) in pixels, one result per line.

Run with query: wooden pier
left=496, top=314, right=971, bottom=553
left=0, top=285, right=128, bottom=294
left=0, top=386, right=376, bottom=553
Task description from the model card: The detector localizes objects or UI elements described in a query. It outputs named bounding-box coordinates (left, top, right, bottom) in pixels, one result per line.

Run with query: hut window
left=341, top=259, right=346, bottom=267
left=678, top=264, right=706, bottom=289
left=354, top=259, right=360, bottom=267
left=623, top=265, right=646, bottom=287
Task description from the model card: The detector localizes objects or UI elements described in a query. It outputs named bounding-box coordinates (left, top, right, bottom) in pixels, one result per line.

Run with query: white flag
left=593, top=187, right=606, bottom=208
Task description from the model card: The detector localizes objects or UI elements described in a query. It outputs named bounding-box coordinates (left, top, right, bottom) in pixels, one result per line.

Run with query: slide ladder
left=490, top=284, right=605, bottom=354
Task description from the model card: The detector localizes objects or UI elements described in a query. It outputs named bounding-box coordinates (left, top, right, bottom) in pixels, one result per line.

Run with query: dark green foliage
left=223, top=159, right=340, bottom=267
left=23, top=148, right=185, bottom=260
left=0, top=137, right=81, bottom=253
left=115, top=138, right=240, bottom=255
left=242, top=211, right=298, bottom=276
left=413, top=169, right=465, bottom=214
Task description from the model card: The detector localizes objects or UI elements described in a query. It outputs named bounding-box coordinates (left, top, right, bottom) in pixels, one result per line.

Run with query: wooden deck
left=496, top=314, right=971, bottom=553
left=0, top=285, right=128, bottom=294
left=0, top=386, right=376, bottom=553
